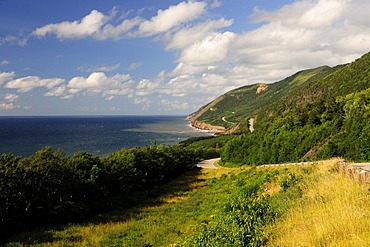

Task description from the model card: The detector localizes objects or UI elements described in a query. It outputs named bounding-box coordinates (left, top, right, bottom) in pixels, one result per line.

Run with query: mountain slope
left=188, top=65, right=338, bottom=131
left=189, top=51, right=370, bottom=164
left=190, top=52, right=370, bottom=134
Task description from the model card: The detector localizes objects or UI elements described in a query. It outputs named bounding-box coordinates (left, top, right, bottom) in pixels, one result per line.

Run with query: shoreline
left=186, top=117, right=225, bottom=134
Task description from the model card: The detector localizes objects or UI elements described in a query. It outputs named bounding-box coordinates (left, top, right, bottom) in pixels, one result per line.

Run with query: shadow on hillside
left=4, top=167, right=205, bottom=245
left=92, top=167, right=206, bottom=224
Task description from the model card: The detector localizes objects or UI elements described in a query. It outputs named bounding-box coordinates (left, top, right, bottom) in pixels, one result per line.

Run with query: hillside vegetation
left=5, top=160, right=370, bottom=246
left=189, top=52, right=370, bottom=165
left=189, top=65, right=339, bottom=129
left=0, top=145, right=218, bottom=240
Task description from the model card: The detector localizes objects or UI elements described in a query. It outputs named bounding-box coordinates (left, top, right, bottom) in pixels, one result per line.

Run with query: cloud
left=1, top=60, right=9, bottom=66
left=77, top=63, right=120, bottom=72
left=166, top=18, right=233, bottom=50
left=33, top=10, right=108, bottom=39
left=68, top=72, right=134, bottom=100
left=0, top=102, right=15, bottom=110
left=214, top=0, right=370, bottom=85
left=95, top=17, right=143, bottom=40
left=31, top=1, right=206, bottom=41
left=160, top=99, right=189, bottom=110
left=5, top=76, right=65, bottom=93
left=136, top=79, right=161, bottom=96
left=0, top=93, right=19, bottom=111
left=44, top=85, right=67, bottom=97
left=211, top=0, right=222, bottom=8
left=69, top=72, right=131, bottom=89
left=0, top=35, right=17, bottom=45
left=0, top=71, right=15, bottom=84
left=0, top=35, right=27, bottom=46
left=128, top=62, right=142, bottom=71
left=137, top=1, right=206, bottom=36
left=179, top=31, right=235, bottom=65
left=4, top=93, right=18, bottom=102
left=132, top=97, right=151, bottom=110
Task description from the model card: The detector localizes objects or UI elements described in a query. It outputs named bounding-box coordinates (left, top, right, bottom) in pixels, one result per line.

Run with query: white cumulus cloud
left=68, top=72, right=134, bottom=100
left=32, top=1, right=207, bottom=40
left=5, top=76, right=65, bottom=93
left=0, top=71, right=15, bottom=84
left=0, top=93, right=19, bottom=111
left=138, top=1, right=206, bottom=36
left=33, top=10, right=108, bottom=39
left=179, top=31, right=235, bottom=65
left=166, top=18, right=233, bottom=50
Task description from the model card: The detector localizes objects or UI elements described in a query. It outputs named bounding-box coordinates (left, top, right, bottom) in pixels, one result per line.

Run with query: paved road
left=196, top=158, right=220, bottom=169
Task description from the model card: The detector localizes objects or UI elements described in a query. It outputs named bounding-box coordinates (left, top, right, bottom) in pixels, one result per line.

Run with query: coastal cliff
left=187, top=117, right=226, bottom=133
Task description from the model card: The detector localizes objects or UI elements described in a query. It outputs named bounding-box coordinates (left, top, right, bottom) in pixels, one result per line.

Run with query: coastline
left=186, top=116, right=225, bottom=134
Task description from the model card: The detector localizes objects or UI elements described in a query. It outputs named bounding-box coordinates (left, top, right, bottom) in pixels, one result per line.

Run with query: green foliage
left=179, top=135, right=234, bottom=150
left=189, top=51, right=370, bottom=165
left=0, top=144, right=213, bottom=240
left=186, top=196, right=274, bottom=247
left=192, top=65, right=336, bottom=130
left=221, top=63, right=370, bottom=165
left=182, top=169, right=278, bottom=247
left=279, top=172, right=301, bottom=192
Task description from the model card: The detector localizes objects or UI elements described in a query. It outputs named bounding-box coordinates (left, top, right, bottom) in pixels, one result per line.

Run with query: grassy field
left=267, top=161, right=370, bottom=246
left=4, top=160, right=370, bottom=246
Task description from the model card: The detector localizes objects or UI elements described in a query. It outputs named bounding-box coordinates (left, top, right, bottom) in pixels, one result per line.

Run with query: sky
left=0, top=0, right=370, bottom=116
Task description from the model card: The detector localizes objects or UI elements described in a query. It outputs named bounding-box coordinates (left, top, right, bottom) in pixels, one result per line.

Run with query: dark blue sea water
left=0, top=116, right=212, bottom=157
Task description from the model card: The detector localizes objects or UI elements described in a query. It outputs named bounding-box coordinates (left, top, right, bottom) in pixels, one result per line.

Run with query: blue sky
left=1, top=0, right=369, bottom=115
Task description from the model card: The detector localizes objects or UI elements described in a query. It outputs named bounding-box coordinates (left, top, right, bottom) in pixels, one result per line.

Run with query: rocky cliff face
left=187, top=118, right=226, bottom=133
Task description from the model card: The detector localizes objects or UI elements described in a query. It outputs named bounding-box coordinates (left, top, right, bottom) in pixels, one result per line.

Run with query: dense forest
left=0, top=144, right=218, bottom=239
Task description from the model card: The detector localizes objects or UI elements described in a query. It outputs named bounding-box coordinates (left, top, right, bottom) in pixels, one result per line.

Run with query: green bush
left=0, top=145, right=213, bottom=240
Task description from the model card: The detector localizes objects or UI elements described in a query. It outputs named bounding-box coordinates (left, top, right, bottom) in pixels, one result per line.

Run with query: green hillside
left=189, top=65, right=338, bottom=130
left=189, top=51, right=370, bottom=164
left=191, top=52, right=370, bottom=133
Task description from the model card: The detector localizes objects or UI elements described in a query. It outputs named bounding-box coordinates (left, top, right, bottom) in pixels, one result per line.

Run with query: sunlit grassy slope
left=5, top=160, right=370, bottom=246
left=268, top=162, right=370, bottom=246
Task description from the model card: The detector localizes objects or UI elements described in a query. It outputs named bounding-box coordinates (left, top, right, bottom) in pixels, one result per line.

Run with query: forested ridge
left=189, top=51, right=370, bottom=165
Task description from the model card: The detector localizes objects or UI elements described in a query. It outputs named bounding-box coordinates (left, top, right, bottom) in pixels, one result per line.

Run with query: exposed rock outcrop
left=188, top=119, right=225, bottom=133
left=256, top=84, right=268, bottom=94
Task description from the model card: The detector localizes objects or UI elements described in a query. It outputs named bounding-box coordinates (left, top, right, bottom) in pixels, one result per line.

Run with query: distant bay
left=0, top=116, right=213, bottom=157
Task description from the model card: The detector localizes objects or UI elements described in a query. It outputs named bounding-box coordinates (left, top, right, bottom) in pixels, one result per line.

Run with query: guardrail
left=257, top=161, right=316, bottom=168
left=257, top=160, right=370, bottom=184
left=336, top=160, right=370, bottom=184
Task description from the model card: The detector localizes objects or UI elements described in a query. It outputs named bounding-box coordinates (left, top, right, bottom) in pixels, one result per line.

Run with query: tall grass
left=268, top=161, right=370, bottom=246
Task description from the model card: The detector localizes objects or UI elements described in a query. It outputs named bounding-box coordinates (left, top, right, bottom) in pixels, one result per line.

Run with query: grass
left=266, top=160, right=370, bottom=246
left=5, top=166, right=236, bottom=246
left=4, top=160, right=370, bottom=246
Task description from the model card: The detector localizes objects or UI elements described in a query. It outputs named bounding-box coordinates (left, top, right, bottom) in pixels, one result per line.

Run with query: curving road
left=196, top=158, right=220, bottom=169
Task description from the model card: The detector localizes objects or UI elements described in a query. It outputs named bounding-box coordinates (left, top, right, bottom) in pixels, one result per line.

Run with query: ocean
left=0, top=116, right=212, bottom=157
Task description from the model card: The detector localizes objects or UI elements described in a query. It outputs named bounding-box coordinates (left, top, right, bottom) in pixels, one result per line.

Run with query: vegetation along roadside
left=3, top=159, right=369, bottom=246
